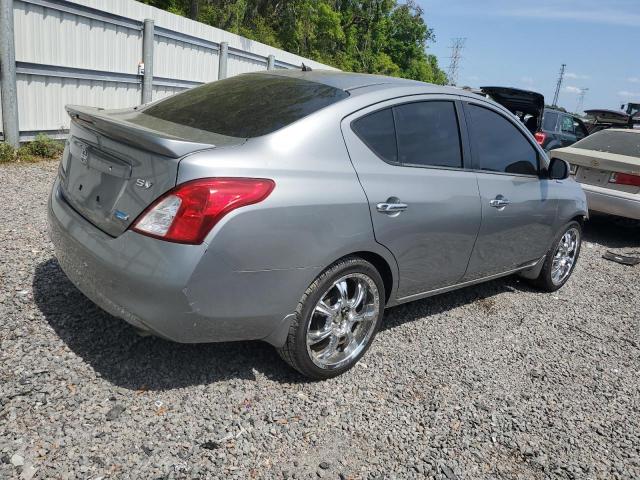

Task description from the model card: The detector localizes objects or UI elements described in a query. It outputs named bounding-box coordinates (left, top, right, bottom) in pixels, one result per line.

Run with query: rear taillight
left=609, top=172, right=640, bottom=187
left=534, top=132, right=546, bottom=145
left=132, top=178, right=275, bottom=244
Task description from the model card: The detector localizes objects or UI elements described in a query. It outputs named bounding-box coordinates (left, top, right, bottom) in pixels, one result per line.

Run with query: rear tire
left=529, top=221, right=582, bottom=292
left=277, top=256, right=385, bottom=380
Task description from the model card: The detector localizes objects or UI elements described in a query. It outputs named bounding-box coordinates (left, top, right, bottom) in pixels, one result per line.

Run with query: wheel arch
left=350, top=250, right=395, bottom=304
left=570, top=214, right=587, bottom=227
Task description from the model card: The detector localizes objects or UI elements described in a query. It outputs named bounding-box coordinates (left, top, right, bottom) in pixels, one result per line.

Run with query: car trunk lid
left=480, top=86, right=545, bottom=131
left=60, top=105, right=245, bottom=237
left=552, top=146, right=640, bottom=194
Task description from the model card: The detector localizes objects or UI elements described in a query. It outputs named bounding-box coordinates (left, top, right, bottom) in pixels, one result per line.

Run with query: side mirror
left=548, top=157, right=570, bottom=180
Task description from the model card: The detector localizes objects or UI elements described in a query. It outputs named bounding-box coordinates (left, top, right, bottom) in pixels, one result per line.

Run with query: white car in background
left=551, top=129, right=640, bottom=221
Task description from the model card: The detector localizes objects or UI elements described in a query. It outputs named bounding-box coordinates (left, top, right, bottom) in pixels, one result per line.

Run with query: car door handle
left=489, top=197, right=510, bottom=208
left=376, top=201, right=408, bottom=214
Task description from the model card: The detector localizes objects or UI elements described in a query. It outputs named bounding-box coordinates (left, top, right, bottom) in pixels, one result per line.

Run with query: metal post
left=0, top=0, right=19, bottom=147
left=218, top=42, right=228, bottom=80
left=267, top=54, right=275, bottom=71
left=141, top=18, right=154, bottom=104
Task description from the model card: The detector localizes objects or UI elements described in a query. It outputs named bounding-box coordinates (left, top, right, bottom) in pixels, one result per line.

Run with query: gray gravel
left=1, top=161, right=639, bottom=480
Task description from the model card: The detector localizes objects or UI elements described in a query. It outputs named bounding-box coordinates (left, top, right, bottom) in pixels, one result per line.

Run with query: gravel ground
left=1, top=161, right=639, bottom=480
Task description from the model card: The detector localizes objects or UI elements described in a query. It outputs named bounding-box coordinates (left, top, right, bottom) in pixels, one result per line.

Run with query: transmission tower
left=446, top=38, right=466, bottom=86
left=575, top=88, right=588, bottom=115
left=552, top=63, right=566, bottom=107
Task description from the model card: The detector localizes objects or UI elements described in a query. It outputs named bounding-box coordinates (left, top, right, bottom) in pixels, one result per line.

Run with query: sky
left=417, top=0, right=640, bottom=114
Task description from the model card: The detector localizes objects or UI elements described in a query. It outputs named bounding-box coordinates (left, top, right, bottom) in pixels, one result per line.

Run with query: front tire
left=530, top=221, right=582, bottom=292
left=277, top=256, right=385, bottom=379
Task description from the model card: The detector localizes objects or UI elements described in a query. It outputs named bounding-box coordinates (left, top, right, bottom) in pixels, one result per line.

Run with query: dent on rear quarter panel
left=175, top=106, right=390, bottom=323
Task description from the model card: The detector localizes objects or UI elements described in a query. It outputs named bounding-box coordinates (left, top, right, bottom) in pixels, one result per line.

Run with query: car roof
left=262, top=69, right=461, bottom=94
left=545, top=108, right=570, bottom=114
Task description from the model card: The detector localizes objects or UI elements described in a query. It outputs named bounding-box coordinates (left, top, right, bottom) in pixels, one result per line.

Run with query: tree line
left=140, top=0, right=448, bottom=85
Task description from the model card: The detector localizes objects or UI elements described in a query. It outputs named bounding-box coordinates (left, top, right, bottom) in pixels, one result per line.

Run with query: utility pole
left=552, top=63, right=566, bottom=107
left=1, top=0, right=20, bottom=147
left=575, top=88, right=588, bottom=115
left=446, top=38, right=466, bottom=86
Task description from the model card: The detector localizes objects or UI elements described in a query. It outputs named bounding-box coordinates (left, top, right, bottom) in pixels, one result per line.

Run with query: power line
left=552, top=63, right=566, bottom=107
left=446, top=38, right=466, bottom=86
left=575, top=88, right=588, bottom=115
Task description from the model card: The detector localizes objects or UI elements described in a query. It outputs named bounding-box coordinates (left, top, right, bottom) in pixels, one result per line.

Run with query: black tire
left=277, top=256, right=385, bottom=380
left=530, top=221, right=582, bottom=292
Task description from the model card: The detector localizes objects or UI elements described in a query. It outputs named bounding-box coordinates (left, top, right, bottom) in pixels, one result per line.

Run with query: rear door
left=462, top=101, right=558, bottom=279
left=342, top=95, right=481, bottom=299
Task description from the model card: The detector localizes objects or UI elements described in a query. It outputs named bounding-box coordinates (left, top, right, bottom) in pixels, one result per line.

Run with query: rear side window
left=352, top=108, right=398, bottom=163
left=394, top=101, right=462, bottom=168
left=542, top=111, right=558, bottom=131
left=143, top=74, right=348, bottom=138
left=466, top=104, right=539, bottom=175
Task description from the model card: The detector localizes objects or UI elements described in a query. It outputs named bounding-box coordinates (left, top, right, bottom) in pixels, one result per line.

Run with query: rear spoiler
left=66, top=105, right=215, bottom=158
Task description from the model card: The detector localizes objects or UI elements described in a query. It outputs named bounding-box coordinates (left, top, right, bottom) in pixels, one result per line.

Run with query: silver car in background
left=48, top=70, right=587, bottom=379
left=551, top=128, right=640, bottom=221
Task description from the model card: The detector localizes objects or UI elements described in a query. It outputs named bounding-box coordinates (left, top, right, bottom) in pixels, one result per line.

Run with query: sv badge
left=135, top=178, right=153, bottom=189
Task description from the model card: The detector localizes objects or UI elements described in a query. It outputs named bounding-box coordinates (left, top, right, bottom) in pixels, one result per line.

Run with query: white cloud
left=564, top=86, right=582, bottom=94
left=565, top=72, right=590, bottom=80
left=618, top=90, right=640, bottom=98
left=520, top=76, right=534, bottom=85
left=627, top=77, right=640, bottom=84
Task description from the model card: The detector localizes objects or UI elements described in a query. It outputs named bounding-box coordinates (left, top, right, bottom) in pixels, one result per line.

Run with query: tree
left=139, top=0, right=447, bottom=84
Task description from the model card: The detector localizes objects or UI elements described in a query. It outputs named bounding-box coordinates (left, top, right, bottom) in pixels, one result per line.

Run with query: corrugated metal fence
left=0, top=0, right=335, bottom=143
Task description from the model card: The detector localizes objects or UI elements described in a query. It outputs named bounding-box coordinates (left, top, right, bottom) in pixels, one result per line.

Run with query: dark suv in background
left=479, top=87, right=589, bottom=151
left=537, top=108, right=589, bottom=150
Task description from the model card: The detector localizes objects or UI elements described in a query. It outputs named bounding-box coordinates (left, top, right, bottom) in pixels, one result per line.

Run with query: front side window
left=466, top=103, right=539, bottom=175
left=394, top=101, right=462, bottom=168
left=560, top=115, right=575, bottom=134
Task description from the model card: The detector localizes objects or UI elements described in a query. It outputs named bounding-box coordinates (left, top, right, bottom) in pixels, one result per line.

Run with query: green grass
left=0, top=133, right=65, bottom=164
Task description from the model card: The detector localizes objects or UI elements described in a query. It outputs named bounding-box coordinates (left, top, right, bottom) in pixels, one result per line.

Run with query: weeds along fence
left=0, top=0, right=336, bottom=145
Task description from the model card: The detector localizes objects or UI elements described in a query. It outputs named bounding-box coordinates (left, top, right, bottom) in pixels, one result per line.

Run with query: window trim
left=349, top=97, right=469, bottom=172
left=462, top=100, right=543, bottom=178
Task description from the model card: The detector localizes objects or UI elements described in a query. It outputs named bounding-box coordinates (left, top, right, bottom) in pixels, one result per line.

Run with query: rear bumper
left=47, top=177, right=311, bottom=345
left=581, top=184, right=640, bottom=220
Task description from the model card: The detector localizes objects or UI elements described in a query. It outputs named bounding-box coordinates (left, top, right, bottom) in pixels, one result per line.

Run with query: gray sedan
left=48, top=70, right=587, bottom=379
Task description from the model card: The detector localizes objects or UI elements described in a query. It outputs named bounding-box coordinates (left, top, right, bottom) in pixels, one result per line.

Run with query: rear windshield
left=572, top=130, right=640, bottom=158
left=142, top=73, right=349, bottom=138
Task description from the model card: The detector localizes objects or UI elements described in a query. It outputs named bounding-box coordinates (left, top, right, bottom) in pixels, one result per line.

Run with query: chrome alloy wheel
left=306, top=273, right=380, bottom=370
left=551, top=227, right=580, bottom=285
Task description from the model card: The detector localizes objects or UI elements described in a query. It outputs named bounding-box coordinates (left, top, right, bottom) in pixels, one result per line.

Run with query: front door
left=461, top=101, right=558, bottom=279
left=342, top=96, right=482, bottom=299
